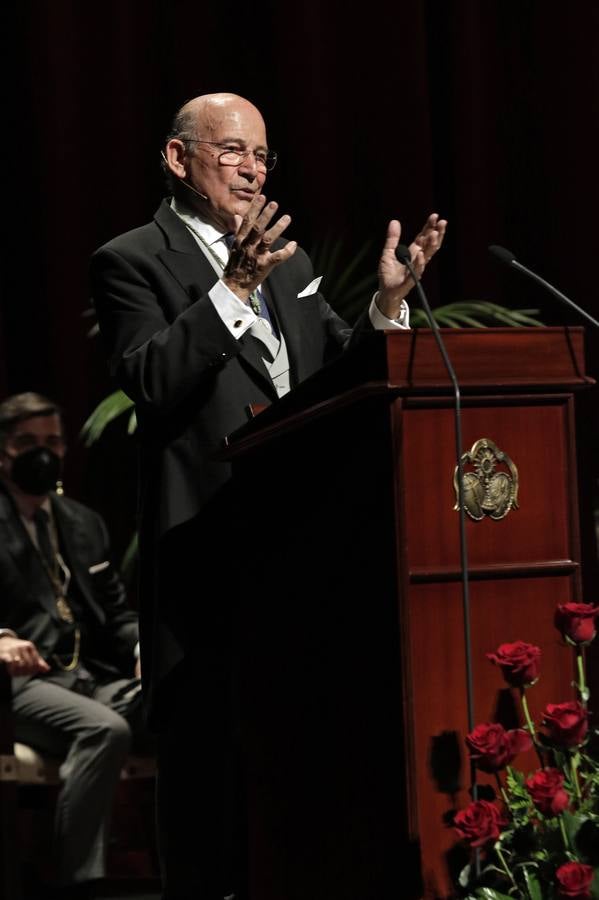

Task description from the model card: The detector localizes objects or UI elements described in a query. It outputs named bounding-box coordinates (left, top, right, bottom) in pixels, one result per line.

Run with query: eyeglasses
left=185, top=140, right=278, bottom=172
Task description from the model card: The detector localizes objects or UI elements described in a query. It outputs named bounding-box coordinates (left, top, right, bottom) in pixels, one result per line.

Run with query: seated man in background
left=0, top=391, right=144, bottom=900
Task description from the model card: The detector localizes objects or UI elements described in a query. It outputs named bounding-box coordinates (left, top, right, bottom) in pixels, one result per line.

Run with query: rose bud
left=542, top=701, right=588, bottom=748
left=554, top=602, right=599, bottom=645
left=525, top=768, right=570, bottom=816
left=466, top=722, right=532, bottom=773
left=555, top=861, right=594, bottom=899
left=454, top=800, right=505, bottom=848
left=487, top=641, right=541, bottom=687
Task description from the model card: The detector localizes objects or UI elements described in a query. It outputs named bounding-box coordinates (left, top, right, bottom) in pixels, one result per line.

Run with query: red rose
left=542, top=701, right=588, bottom=748
left=554, top=602, right=599, bottom=645
left=555, top=861, right=594, bottom=899
left=487, top=641, right=541, bottom=687
left=525, top=768, right=570, bottom=816
left=454, top=800, right=505, bottom=848
left=466, top=723, right=532, bottom=773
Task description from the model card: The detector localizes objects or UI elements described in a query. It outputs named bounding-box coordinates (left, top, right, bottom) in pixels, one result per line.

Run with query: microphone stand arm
left=397, top=254, right=479, bottom=848
left=511, top=259, right=599, bottom=330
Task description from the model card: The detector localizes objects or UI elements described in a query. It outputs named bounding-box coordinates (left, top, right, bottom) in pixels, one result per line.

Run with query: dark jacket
left=0, top=486, right=139, bottom=694
left=90, top=199, right=369, bottom=725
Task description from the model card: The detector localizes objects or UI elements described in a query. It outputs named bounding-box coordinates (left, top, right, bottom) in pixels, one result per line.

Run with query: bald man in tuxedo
left=91, top=92, right=446, bottom=899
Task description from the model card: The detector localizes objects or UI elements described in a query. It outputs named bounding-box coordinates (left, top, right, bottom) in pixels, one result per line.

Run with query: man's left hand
left=376, top=213, right=447, bottom=320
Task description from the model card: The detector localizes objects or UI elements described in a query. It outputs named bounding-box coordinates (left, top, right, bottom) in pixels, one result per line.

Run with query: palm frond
left=310, top=236, right=345, bottom=288
left=80, top=390, right=135, bottom=446
left=411, top=302, right=544, bottom=329
left=328, top=242, right=376, bottom=301
left=127, top=409, right=138, bottom=435
left=119, top=531, right=139, bottom=582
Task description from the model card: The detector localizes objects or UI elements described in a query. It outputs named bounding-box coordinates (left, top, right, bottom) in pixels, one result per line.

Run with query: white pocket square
left=88, top=560, right=110, bottom=574
left=297, top=276, right=323, bottom=298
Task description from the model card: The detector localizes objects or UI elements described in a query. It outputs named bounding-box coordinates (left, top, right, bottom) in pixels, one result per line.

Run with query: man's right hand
left=0, top=637, right=50, bottom=676
left=223, top=193, right=297, bottom=302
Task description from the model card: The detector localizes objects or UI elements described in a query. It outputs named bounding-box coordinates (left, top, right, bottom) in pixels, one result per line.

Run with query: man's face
left=172, top=99, right=269, bottom=232
left=1, top=413, right=65, bottom=488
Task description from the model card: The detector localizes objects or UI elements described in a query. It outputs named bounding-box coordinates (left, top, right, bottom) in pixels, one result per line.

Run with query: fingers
left=233, top=195, right=292, bottom=248
left=378, top=212, right=446, bottom=301
left=413, top=213, right=448, bottom=261
left=0, top=639, right=49, bottom=676
left=225, top=193, right=296, bottom=297
left=382, top=219, right=402, bottom=252
left=269, top=240, right=298, bottom=264
left=4, top=656, right=44, bottom=676
left=233, top=193, right=269, bottom=243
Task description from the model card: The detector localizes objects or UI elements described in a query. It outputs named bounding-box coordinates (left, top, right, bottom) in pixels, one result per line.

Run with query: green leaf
left=332, top=241, right=375, bottom=298
left=80, top=390, right=135, bottom=446
left=119, top=532, right=139, bottom=581
left=521, top=866, right=542, bottom=900
left=409, top=301, right=545, bottom=330
left=458, top=862, right=472, bottom=888
left=473, top=889, right=515, bottom=899
left=562, top=808, right=586, bottom=845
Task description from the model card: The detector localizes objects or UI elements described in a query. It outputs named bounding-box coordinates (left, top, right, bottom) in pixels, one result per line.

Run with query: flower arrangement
left=454, top=603, right=599, bottom=899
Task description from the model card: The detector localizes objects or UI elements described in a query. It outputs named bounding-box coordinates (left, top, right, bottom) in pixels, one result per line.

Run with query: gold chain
left=35, top=510, right=81, bottom=671
left=52, top=627, right=81, bottom=672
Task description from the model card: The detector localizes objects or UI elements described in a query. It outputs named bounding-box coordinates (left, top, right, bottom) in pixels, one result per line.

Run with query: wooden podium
left=225, top=327, right=591, bottom=900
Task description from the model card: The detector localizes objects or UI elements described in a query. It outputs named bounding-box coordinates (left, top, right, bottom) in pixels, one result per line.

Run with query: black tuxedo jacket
left=91, top=199, right=371, bottom=724
left=0, top=487, right=139, bottom=694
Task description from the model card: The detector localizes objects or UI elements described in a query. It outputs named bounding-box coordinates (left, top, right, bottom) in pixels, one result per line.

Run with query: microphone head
left=395, top=244, right=412, bottom=265
left=489, top=244, right=516, bottom=265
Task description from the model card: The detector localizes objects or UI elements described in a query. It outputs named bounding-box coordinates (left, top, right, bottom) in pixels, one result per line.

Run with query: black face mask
left=9, top=447, right=62, bottom=496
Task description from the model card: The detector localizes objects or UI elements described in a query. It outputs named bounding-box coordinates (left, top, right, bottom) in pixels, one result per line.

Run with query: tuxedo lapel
left=51, top=496, right=104, bottom=622
left=155, top=199, right=220, bottom=299
left=154, top=200, right=278, bottom=397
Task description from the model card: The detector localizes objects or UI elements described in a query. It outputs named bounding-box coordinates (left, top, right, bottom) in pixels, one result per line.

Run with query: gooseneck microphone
left=488, top=244, right=599, bottom=329
left=396, top=245, right=476, bottom=741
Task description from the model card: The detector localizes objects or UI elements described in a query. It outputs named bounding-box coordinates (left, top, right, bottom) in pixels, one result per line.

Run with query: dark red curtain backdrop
left=3, top=1, right=599, bottom=574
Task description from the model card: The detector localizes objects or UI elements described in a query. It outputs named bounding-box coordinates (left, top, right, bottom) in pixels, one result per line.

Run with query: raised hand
left=376, top=214, right=447, bottom=320
left=223, top=193, right=297, bottom=302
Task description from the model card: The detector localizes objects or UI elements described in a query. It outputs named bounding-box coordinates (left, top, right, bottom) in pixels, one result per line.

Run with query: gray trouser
left=12, top=671, right=141, bottom=885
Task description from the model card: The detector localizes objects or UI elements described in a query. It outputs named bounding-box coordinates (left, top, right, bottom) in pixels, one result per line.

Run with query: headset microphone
left=180, top=180, right=209, bottom=202
left=160, top=150, right=209, bottom=201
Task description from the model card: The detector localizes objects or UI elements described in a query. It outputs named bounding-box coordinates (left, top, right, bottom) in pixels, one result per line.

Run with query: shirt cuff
left=133, top=642, right=140, bottom=659
left=0, top=629, right=17, bottom=640
left=369, top=293, right=410, bottom=330
left=209, top=279, right=257, bottom=338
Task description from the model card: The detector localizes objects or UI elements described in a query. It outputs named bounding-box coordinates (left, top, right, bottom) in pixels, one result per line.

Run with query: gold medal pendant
left=56, top=596, right=74, bottom=623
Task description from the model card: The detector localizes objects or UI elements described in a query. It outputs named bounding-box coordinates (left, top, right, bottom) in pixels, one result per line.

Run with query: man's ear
left=164, top=139, right=187, bottom=179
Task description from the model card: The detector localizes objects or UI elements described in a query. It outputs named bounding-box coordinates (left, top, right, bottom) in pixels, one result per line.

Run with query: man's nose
left=238, top=151, right=260, bottom=177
